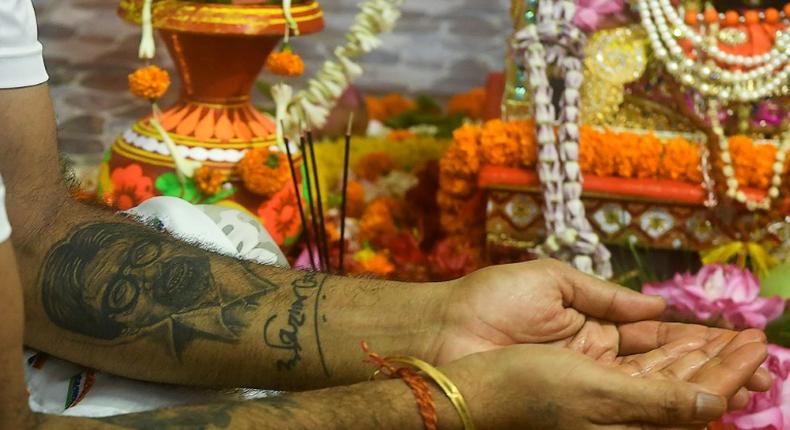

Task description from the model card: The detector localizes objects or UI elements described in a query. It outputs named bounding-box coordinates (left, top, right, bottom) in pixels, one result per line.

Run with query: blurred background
left=33, top=0, right=510, bottom=157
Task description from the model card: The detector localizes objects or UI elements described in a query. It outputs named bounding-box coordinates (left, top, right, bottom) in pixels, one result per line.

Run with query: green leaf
left=765, top=311, right=790, bottom=347
left=155, top=172, right=201, bottom=203
left=155, top=172, right=183, bottom=197
left=761, top=262, right=790, bottom=298
left=182, top=178, right=200, bottom=203
left=203, top=187, right=237, bottom=205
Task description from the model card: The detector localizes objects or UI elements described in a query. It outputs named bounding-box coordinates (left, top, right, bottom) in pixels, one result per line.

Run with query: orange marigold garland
left=194, top=166, right=228, bottom=196
left=266, top=44, right=305, bottom=77
left=660, top=137, right=699, bottom=182
left=128, top=65, right=170, bottom=101
left=443, top=121, right=786, bottom=190
left=440, top=124, right=481, bottom=177
left=237, top=148, right=290, bottom=198
left=480, top=119, right=521, bottom=166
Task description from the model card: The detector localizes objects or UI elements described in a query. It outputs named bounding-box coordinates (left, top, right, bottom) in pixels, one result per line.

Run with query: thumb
left=603, top=375, right=727, bottom=425
left=554, top=260, right=666, bottom=321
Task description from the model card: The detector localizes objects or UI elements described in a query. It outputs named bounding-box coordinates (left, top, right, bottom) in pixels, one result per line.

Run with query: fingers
left=689, top=342, right=768, bottom=399
left=654, top=332, right=737, bottom=382
left=567, top=319, right=621, bottom=361
left=618, top=321, right=735, bottom=355
left=729, top=387, right=750, bottom=410
left=749, top=367, right=773, bottom=392
left=549, top=260, right=666, bottom=322
left=618, top=337, right=707, bottom=377
left=601, top=373, right=727, bottom=425
left=618, top=322, right=771, bottom=389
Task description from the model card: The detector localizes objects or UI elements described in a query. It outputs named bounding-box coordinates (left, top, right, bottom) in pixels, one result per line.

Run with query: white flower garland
left=275, top=0, right=404, bottom=144
left=515, top=0, right=612, bottom=278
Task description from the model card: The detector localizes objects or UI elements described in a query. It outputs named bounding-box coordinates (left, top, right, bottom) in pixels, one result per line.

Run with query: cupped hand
left=433, top=259, right=773, bottom=393
left=435, top=259, right=665, bottom=363
left=438, top=330, right=768, bottom=430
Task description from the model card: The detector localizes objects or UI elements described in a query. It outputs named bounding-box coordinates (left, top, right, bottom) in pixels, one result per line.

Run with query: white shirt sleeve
left=0, top=175, right=10, bottom=243
left=0, top=0, right=48, bottom=88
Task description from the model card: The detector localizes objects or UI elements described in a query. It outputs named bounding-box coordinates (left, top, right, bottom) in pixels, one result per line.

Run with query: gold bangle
left=388, top=356, right=476, bottom=430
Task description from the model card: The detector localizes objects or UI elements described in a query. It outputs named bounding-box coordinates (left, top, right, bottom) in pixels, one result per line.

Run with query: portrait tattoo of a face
left=39, top=222, right=278, bottom=358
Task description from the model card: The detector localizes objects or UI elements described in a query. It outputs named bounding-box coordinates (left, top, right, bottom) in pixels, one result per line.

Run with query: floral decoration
left=345, top=180, right=366, bottom=218
left=366, top=93, right=416, bottom=122
left=353, top=152, right=396, bottom=182
left=194, top=166, right=228, bottom=196
left=642, top=264, right=786, bottom=330
left=447, top=87, right=487, bottom=120
left=109, top=164, right=155, bottom=210
left=266, top=47, right=306, bottom=77
left=723, top=344, right=790, bottom=430
left=128, top=65, right=170, bottom=101
left=237, top=147, right=290, bottom=198
left=353, top=248, right=396, bottom=277
left=257, top=185, right=301, bottom=246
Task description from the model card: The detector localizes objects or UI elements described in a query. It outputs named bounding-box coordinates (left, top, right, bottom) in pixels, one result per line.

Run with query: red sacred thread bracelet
left=362, top=341, right=438, bottom=430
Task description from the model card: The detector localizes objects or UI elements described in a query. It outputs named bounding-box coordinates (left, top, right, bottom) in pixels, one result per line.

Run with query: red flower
left=258, top=185, right=301, bottom=246
left=109, top=164, right=154, bottom=210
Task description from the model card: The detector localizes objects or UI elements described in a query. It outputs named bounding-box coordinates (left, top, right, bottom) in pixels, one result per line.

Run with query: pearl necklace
left=640, top=0, right=790, bottom=102
left=660, top=0, right=789, bottom=68
left=707, top=98, right=790, bottom=211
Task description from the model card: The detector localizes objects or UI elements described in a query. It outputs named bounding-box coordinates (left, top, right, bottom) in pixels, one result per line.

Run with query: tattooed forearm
left=37, top=222, right=281, bottom=358
left=263, top=272, right=331, bottom=376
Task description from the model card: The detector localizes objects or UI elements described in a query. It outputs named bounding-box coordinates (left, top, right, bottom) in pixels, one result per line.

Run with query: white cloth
left=0, top=174, right=10, bottom=243
left=0, top=0, right=48, bottom=88
left=26, top=199, right=284, bottom=417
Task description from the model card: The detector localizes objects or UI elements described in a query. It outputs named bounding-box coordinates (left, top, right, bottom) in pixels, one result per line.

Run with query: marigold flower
left=440, top=124, right=481, bottom=177
left=345, top=180, right=366, bottom=218
left=439, top=175, right=474, bottom=197
left=237, top=148, right=290, bottom=198
left=660, top=137, right=698, bottom=182
left=447, top=87, right=487, bottom=120
left=266, top=49, right=305, bottom=77
left=128, top=65, right=170, bottom=101
left=504, top=120, right=536, bottom=167
left=480, top=119, right=521, bottom=166
left=354, top=152, right=395, bottom=181
left=359, top=198, right=396, bottom=241
left=194, top=166, right=228, bottom=196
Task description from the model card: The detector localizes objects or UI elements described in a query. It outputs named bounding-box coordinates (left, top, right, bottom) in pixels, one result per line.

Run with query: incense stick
left=338, top=113, right=353, bottom=274
left=282, top=131, right=316, bottom=271
left=300, top=134, right=325, bottom=271
left=306, top=129, right=330, bottom=272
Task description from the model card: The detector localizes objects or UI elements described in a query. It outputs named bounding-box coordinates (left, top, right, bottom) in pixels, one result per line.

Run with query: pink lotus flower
left=723, top=344, right=790, bottom=430
left=642, top=264, right=785, bottom=330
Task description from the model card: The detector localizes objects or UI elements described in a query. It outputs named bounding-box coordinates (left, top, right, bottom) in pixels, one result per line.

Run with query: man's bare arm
left=1, top=84, right=448, bottom=390
left=33, top=379, right=451, bottom=430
